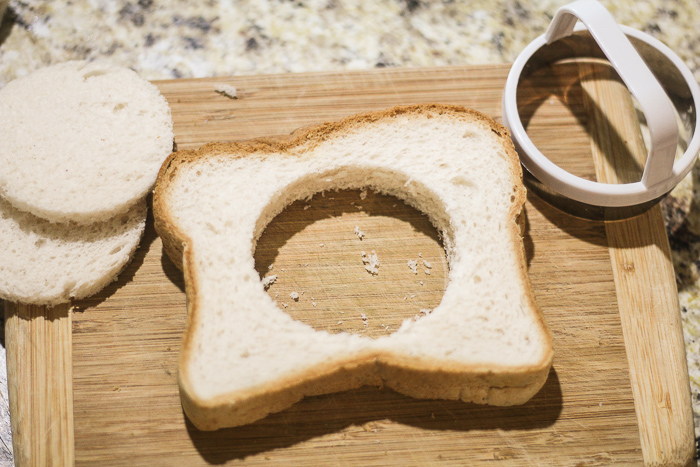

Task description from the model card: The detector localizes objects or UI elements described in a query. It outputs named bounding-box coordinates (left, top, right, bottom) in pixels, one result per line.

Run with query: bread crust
left=153, top=104, right=554, bottom=430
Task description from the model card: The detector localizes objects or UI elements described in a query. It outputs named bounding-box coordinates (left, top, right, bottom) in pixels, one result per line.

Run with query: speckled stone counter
left=0, top=0, right=699, bottom=464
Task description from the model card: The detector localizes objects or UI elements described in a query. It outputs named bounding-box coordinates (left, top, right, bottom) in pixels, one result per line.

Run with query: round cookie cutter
left=501, top=0, right=700, bottom=220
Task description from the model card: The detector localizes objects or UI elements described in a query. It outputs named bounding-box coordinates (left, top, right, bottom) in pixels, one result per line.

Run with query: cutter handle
left=545, top=0, right=678, bottom=188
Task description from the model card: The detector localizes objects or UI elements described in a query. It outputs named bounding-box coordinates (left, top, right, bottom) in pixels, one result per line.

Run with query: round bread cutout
left=0, top=196, right=147, bottom=306
left=0, top=61, right=173, bottom=223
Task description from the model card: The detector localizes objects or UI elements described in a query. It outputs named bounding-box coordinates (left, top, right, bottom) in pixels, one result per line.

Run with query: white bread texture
left=0, top=196, right=146, bottom=306
left=153, top=104, right=554, bottom=431
left=0, top=60, right=173, bottom=224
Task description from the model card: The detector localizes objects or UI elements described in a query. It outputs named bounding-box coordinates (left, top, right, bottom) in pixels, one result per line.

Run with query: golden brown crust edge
left=153, top=103, right=554, bottom=431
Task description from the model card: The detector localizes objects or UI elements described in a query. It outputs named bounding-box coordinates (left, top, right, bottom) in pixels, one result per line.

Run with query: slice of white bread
left=0, top=195, right=146, bottom=306
left=0, top=61, right=173, bottom=224
left=153, top=104, right=554, bottom=430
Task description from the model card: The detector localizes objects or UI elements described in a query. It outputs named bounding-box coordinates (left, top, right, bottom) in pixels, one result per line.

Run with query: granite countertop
left=0, top=0, right=699, bottom=464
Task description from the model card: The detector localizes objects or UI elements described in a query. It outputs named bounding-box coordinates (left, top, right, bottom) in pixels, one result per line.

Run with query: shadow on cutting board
left=184, top=368, right=563, bottom=464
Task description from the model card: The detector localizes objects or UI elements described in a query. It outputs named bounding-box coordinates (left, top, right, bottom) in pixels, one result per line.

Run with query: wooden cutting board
left=5, top=63, right=695, bottom=466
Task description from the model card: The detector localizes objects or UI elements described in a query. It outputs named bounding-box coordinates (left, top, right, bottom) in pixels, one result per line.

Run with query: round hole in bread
left=254, top=187, right=448, bottom=338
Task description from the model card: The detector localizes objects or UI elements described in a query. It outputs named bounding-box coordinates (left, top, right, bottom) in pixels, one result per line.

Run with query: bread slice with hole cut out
left=153, top=104, right=554, bottom=430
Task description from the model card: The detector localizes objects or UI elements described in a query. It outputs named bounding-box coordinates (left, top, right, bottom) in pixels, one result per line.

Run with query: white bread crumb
left=407, top=259, right=418, bottom=274
left=290, top=291, right=300, bottom=301
left=359, top=189, right=368, bottom=200
left=361, top=250, right=380, bottom=275
left=423, top=260, right=432, bottom=269
left=354, top=225, right=365, bottom=240
left=262, top=275, right=277, bottom=290
left=215, top=84, right=238, bottom=99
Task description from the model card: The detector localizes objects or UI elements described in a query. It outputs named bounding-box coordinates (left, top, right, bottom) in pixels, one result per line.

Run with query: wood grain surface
left=5, top=303, right=74, bottom=466
left=6, top=63, right=694, bottom=465
left=579, top=62, right=694, bottom=465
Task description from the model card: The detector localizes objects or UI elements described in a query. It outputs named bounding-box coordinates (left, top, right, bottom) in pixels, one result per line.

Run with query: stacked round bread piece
left=0, top=61, right=174, bottom=306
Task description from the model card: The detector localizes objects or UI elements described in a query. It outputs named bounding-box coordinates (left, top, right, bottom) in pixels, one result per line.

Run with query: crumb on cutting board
left=262, top=275, right=277, bottom=290
left=354, top=225, right=365, bottom=240
left=362, top=250, right=380, bottom=275
left=215, top=83, right=238, bottom=99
